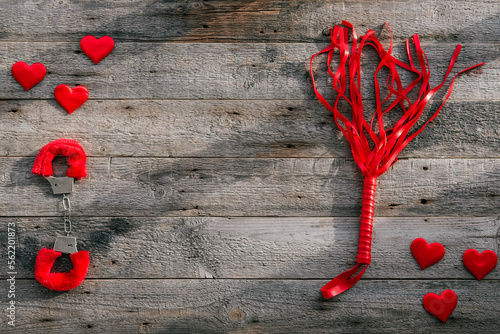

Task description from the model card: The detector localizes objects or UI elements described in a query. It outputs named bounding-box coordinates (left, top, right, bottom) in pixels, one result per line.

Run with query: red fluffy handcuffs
left=32, top=139, right=90, bottom=291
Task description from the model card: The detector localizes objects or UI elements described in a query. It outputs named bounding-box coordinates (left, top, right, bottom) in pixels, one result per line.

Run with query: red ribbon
left=310, top=21, right=484, bottom=298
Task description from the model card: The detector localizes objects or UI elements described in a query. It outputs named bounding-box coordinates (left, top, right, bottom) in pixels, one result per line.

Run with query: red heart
left=463, top=249, right=497, bottom=281
left=80, top=35, right=114, bottom=64
left=423, top=290, right=457, bottom=323
left=54, top=84, right=89, bottom=114
left=411, top=238, right=445, bottom=270
left=11, top=61, right=47, bottom=91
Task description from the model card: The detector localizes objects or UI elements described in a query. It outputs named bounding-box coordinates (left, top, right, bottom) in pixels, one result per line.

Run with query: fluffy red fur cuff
left=32, top=139, right=87, bottom=180
left=35, top=248, right=90, bottom=291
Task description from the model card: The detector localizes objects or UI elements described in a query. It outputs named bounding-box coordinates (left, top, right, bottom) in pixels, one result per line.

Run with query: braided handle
left=357, top=176, right=377, bottom=264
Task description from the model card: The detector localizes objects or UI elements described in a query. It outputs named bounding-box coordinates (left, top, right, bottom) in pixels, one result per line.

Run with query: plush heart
left=11, top=61, right=47, bottom=91
left=80, top=35, right=114, bottom=64
left=411, top=238, right=445, bottom=270
left=423, top=290, right=457, bottom=323
left=463, top=249, right=497, bottom=281
left=54, top=84, right=89, bottom=114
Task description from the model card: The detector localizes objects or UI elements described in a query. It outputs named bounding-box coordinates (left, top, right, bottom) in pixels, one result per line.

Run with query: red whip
left=310, top=21, right=484, bottom=298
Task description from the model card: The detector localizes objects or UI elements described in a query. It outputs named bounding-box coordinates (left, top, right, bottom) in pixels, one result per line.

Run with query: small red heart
left=411, top=238, right=445, bottom=270
left=11, top=61, right=47, bottom=91
left=80, top=35, right=114, bottom=64
left=463, top=249, right=497, bottom=281
left=423, top=290, right=457, bottom=323
left=54, top=84, right=89, bottom=114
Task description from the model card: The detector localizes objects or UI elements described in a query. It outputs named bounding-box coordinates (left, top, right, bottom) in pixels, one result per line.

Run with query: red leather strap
left=321, top=263, right=368, bottom=299
left=32, top=139, right=87, bottom=180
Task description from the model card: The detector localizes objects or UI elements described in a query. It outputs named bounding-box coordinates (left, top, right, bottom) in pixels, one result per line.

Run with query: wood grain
left=0, top=157, right=498, bottom=217
left=0, top=42, right=491, bottom=100
left=4, top=279, right=499, bottom=333
left=1, top=1, right=498, bottom=332
left=0, top=100, right=498, bottom=158
left=2, top=216, right=498, bottom=280
left=0, top=0, right=498, bottom=43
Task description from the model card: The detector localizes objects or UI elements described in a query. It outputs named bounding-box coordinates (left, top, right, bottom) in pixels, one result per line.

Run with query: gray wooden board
left=2, top=279, right=499, bottom=333
left=0, top=0, right=499, bottom=44
left=0, top=100, right=498, bottom=158
left=1, top=216, right=498, bottom=280
left=0, top=157, right=498, bottom=217
left=0, top=42, right=492, bottom=100
left=1, top=0, right=499, bottom=332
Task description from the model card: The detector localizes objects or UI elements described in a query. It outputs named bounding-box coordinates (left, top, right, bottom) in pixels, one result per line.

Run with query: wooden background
left=1, top=0, right=499, bottom=333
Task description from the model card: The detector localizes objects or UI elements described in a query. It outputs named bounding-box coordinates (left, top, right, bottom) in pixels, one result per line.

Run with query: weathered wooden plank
left=0, top=157, right=498, bottom=217
left=1, top=100, right=498, bottom=158
left=2, top=216, right=498, bottom=280
left=1, top=0, right=497, bottom=332
left=4, top=279, right=500, bottom=333
left=0, top=42, right=492, bottom=100
left=1, top=0, right=499, bottom=43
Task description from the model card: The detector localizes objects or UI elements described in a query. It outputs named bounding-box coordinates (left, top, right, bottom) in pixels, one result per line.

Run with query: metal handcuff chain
left=32, top=139, right=90, bottom=291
